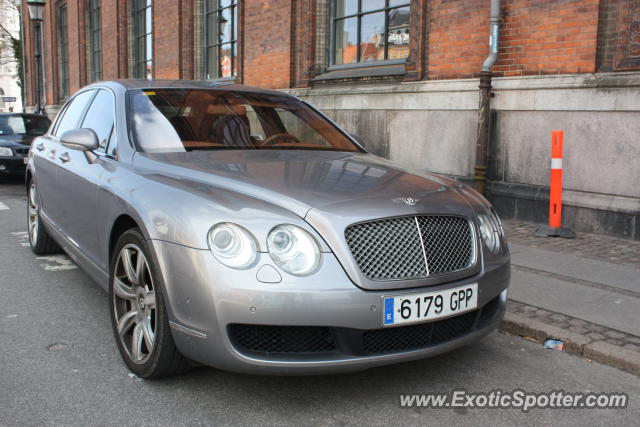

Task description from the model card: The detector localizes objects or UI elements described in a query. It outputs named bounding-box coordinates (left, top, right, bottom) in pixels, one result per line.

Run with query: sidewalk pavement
left=500, top=220, right=640, bottom=375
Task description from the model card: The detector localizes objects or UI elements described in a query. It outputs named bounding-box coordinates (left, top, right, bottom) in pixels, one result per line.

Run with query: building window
left=331, top=0, right=410, bottom=66
left=86, top=0, right=102, bottom=82
left=204, top=0, right=237, bottom=79
left=57, top=2, right=69, bottom=99
left=132, top=0, right=153, bottom=79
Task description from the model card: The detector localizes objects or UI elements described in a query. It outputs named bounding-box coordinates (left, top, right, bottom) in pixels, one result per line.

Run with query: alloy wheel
left=112, top=243, right=157, bottom=364
left=28, top=183, right=39, bottom=245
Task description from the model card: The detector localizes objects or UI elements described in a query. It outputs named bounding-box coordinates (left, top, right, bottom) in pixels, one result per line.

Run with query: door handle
left=36, top=142, right=45, bottom=151
left=59, top=152, right=71, bottom=163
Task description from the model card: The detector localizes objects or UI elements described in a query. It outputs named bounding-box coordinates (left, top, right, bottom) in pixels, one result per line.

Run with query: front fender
left=102, top=160, right=330, bottom=253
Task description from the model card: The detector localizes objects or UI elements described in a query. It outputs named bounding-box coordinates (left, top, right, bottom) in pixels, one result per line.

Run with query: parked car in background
left=0, top=113, right=51, bottom=177
left=26, top=80, right=510, bottom=378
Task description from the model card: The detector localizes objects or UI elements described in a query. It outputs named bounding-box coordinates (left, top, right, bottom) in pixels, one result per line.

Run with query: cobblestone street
left=503, top=221, right=640, bottom=268
left=502, top=219, right=640, bottom=375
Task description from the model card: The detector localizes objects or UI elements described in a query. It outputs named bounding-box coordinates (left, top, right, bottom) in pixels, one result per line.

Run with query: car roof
left=88, top=79, right=289, bottom=97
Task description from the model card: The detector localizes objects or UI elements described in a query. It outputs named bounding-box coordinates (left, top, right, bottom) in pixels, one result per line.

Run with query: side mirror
left=59, top=128, right=99, bottom=163
left=60, top=128, right=99, bottom=151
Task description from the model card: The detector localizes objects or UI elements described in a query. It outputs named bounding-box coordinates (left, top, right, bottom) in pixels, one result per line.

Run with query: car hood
left=134, top=150, right=476, bottom=219
left=134, top=150, right=484, bottom=291
left=0, top=134, right=33, bottom=148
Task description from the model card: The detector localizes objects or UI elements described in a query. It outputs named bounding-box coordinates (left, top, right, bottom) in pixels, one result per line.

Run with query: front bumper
left=0, top=156, right=26, bottom=174
left=151, top=240, right=510, bottom=375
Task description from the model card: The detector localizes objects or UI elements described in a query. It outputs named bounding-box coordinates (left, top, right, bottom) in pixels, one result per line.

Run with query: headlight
left=491, top=208, right=505, bottom=238
left=478, top=213, right=501, bottom=254
left=0, top=147, right=13, bottom=156
left=207, top=223, right=257, bottom=269
left=267, top=225, right=321, bottom=276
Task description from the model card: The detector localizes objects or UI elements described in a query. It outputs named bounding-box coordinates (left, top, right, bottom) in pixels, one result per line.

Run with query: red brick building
left=21, top=0, right=640, bottom=239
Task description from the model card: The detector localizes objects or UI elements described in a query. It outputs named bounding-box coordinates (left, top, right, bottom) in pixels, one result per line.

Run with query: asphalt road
left=1, top=175, right=638, bottom=426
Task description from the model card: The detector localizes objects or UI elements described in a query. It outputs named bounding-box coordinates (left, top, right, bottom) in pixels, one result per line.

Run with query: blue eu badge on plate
left=384, top=297, right=394, bottom=325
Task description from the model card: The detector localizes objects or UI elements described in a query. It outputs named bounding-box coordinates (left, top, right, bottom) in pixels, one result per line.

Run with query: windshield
left=128, top=88, right=364, bottom=153
left=0, top=115, right=51, bottom=136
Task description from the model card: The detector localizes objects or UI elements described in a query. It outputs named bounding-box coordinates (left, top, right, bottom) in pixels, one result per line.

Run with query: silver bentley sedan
left=26, top=80, right=510, bottom=378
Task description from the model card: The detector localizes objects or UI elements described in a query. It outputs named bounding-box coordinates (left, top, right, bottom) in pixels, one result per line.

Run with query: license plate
left=383, top=283, right=478, bottom=327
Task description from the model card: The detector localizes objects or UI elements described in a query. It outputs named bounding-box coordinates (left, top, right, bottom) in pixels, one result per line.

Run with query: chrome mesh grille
left=344, top=217, right=427, bottom=280
left=416, top=216, right=475, bottom=275
left=345, top=215, right=475, bottom=281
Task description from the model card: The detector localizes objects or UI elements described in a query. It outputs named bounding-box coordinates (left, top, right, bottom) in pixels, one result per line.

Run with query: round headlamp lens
left=207, top=223, right=257, bottom=269
left=212, top=227, right=235, bottom=252
left=267, top=225, right=320, bottom=276
left=478, top=213, right=500, bottom=254
left=270, top=228, right=294, bottom=255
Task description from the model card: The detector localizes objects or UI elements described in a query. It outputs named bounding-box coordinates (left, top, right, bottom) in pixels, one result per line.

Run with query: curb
left=499, top=311, right=640, bottom=377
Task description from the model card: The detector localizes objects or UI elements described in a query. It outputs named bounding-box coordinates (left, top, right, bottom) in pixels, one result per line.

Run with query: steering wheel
left=261, top=133, right=301, bottom=146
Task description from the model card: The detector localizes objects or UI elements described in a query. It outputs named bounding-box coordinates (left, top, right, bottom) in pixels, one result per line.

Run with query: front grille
left=345, top=215, right=475, bottom=281
left=227, top=296, right=501, bottom=357
left=13, top=147, right=29, bottom=156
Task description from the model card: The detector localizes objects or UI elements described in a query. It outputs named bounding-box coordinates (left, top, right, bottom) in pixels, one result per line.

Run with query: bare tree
left=0, top=0, right=21, bottom=64
left=0, top=0, right=23, bottom=99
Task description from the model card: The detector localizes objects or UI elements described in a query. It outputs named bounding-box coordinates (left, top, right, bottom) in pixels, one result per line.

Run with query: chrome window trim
left=49, top=85, right=120, bottom=159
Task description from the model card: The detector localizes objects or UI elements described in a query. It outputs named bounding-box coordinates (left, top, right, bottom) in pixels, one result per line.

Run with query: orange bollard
left=549, top=130, right=563, bottom=229
left=535, top=130, right=575, bottom=238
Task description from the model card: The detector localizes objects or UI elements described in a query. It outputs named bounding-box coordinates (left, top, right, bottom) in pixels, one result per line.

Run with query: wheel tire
left=109, top=228, right=190, bottom=379
left=27, top=180, right=61, bottom=255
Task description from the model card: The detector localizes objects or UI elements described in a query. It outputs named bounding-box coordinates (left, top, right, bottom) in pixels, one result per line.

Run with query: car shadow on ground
left=146, top=336, right=506, bottom=401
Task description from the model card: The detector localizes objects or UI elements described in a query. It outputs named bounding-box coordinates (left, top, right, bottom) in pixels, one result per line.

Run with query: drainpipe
left=474, top=0, right=501, bottom=195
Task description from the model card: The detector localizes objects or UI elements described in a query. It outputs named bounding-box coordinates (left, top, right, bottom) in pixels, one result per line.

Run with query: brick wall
left=66, top=0, right=82, bottom=93
left=21, top=0, right=640, bottom=109
left=597, top=0, right=622, bottom=71
left=21, top=2, right=34, bottom=107
left=495, top=0, right=600, bottom=76
left=243, top=0, right=293, bottom=88
left=292, top=0, right=315, bottom=87
left=153, top=0, right=181, bottom=79
left=428, top=0, right=600, bottom=79
left=597, top=0, right=640, bottom=71
left=101, top=0, right=120, bottom=80
left=427, top=0, right=490, bottom=79
left=43, top=0, right=56, bottom=105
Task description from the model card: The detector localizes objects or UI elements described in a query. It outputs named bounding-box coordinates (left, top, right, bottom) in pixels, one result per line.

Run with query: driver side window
left=53, top=90, right=96, bottom=137
left=81, top=89, right=116, bottom=153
